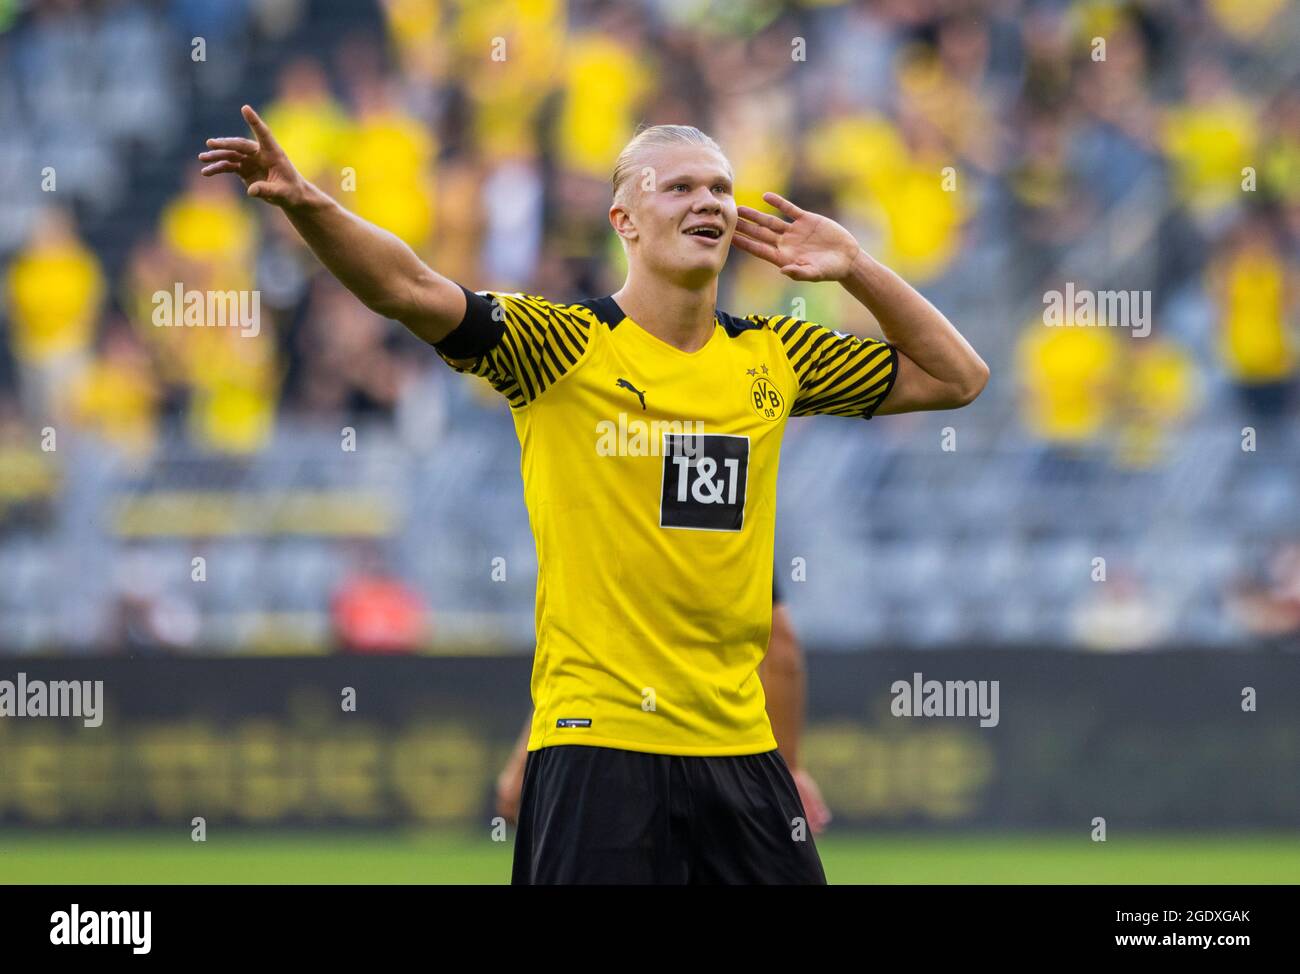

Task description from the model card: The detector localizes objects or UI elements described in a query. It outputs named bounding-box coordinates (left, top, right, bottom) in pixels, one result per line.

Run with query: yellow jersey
left=434, top=288, right=897, bottom=755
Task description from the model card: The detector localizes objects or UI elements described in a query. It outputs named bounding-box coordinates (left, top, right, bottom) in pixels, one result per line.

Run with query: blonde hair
left=611, top=124, right=729, bottom=207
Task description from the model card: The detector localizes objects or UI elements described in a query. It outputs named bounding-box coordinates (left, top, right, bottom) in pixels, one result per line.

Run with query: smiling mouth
left=684, top=227, right=724, bottom=240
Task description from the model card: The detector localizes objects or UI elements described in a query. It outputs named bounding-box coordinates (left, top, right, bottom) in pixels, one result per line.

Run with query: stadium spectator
left=5, top=207, right=104, bottom=413
left=286, top=277, right=412, bottom=419
left=331, top=544, right=428, bottom=653
left=342, top=76, right=438, bottom=252
left=0, top=396, right=59, bottom=534
left=1227, top=542, right=1300, bottom=646
left=1112, top=336, right=1198, bottom=468
left=62, top=316, right=160, bottom=457
left=262, top=58, right=352, bottom=190
left=1206, top=213, right=1298, bottom=418
left=1161, top=59, right=1258, bottom=230
left=1014, top=309, right=1120, bottom=464
left=1070, top=568, right=1173, bottom=651
left=556, top=29, right=654, bottom=182
left=159, top=169, right=258, bottom=277
left=1258, top=89, right=1300, bottom=220
left=103, top=546, right=201, bottom=654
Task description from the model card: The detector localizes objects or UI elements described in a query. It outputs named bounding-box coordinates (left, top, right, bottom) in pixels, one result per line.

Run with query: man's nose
left=691, top=191, right=721, bottom=212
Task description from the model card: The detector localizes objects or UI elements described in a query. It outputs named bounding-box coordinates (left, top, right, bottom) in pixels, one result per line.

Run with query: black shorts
left=511, top=744, right=827, bottom=885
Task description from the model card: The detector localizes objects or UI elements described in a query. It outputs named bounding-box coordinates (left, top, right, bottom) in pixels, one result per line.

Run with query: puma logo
left=616, top=377, right=647, bottom=410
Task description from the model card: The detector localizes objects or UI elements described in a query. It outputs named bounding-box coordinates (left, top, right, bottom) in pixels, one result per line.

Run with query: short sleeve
left=764, top=315, right=898, bottom=419
left=433, top=288, right=595, bottom=408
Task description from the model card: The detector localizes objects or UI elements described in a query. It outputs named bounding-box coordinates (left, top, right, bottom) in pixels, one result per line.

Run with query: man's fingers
left=735, top=216, right=781, bottom=246
left=201, top=161, right=244, bottom=177
left=198, top=150, right=246, bottom=164
left=762, top=191, right=806, bottom=219
left=241, top=104, right=280, bottom=149
left=730, top=230, right=782, bottom=266
left=731, top=228, right=780, bottom=262
left=205, top=136, right=259, bottom=153
left=737, top=204, right=789, bottom=234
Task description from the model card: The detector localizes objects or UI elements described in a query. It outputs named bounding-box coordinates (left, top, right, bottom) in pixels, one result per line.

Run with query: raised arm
left=836, top=250, right=988, bottom=414
left=199, top=105, right=465, bottom=345
left=733, top=192, right=989, bottom=413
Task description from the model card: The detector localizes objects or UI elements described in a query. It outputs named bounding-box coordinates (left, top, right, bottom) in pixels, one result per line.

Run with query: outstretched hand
left=732, top=192, right=862, bottom=283
left=198, top=105, right=306, bottom=209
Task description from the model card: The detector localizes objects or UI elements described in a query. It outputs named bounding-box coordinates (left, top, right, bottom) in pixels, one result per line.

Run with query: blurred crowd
left=0, top=0, right=1297, bottom=651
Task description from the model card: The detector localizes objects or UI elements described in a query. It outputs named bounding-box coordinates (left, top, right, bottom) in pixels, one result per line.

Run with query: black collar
left=576, top=296, right=760, bottom=338
left=576, top=295, right=626, bottom=328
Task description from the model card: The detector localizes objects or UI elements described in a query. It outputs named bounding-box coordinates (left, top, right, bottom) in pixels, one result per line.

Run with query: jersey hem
left=527, top=734, right=780, bottom=757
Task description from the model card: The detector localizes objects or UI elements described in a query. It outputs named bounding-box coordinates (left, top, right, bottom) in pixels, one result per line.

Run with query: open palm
left=733, top=192, right=862, bottom=282
left=198, top=105, right=305, bottom=208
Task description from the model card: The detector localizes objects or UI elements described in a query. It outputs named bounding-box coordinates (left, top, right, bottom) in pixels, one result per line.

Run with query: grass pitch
left=3, top=831, right=1298, bottom=884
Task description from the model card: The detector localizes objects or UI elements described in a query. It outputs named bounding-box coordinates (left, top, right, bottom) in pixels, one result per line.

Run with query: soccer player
left=495, top=580, right=833, bottom=834
left=200, top=110, right=988, bottom=884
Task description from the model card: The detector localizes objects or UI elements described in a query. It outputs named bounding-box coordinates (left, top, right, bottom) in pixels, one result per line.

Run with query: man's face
left=610, top=144, right=736, bottom=288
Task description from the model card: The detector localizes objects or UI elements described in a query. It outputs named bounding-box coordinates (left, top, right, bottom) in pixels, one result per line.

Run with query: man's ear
left=609, top=203, right=638, bottom=245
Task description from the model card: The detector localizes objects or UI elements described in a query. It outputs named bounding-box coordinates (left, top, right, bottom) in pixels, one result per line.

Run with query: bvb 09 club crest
left=749, top=373, right=785, bottom=421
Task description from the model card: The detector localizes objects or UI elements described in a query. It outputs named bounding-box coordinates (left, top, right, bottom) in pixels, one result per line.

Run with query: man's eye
left=671, top=183, right=688, bottom=191
left=713, top=185, right=730, bottom=194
